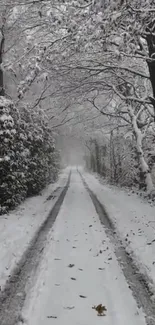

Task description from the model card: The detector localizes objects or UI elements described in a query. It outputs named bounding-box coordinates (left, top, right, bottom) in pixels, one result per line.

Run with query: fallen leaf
left=78, top=268, right=83, bottom=271
left=64, top=306, right=75, bottom=310
left=92, top=304, right=107, bottom=316
left=68, top=264, right=75, bottom=268
left=79, top=295, right=87, bottom=298
left=98, top=268, right=104, bottom=270
left=47, top=316, right=57, bottom=319
left=71, top=277, right=76, bottom=281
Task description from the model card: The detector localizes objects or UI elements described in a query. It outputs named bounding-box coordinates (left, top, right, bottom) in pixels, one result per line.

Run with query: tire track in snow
left=79, top=170, right=155, bottom=325
left=0, top=172, right=71, bottom=325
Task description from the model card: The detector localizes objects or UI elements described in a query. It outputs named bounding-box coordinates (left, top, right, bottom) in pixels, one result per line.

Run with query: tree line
left=1, top=0, right=155, bottom=214
left=0, top=0, right=62, bottom=214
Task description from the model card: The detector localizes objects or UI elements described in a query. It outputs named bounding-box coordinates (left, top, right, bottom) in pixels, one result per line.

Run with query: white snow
left=0, top=114, right=8, bottom=121
left=0, top=169, right=69, bottom=290
left=0, top=96, right=12, bottom=108
left=23, top=170, right=146, bottom=325
left=83, top=170, right=155, bottom=294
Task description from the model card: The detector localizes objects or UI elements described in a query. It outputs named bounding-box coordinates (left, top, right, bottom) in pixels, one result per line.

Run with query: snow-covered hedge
left=0, top=97, right=60, bottom=214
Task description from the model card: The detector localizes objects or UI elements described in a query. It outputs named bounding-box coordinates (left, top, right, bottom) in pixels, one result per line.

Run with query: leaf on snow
left=64, top=306, right=75, bottom=310
left=79, top=295, right=87, bottom=298
left=92, top=304, right=107, bottom=316
left=68, top=264, right=75, bottom=268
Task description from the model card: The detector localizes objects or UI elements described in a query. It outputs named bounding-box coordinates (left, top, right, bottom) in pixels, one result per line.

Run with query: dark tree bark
left=94, top=139, right=100, bottom=174
left=146, top=21, right=155, bottom=119
left=0, top=26, right=5, bottom=96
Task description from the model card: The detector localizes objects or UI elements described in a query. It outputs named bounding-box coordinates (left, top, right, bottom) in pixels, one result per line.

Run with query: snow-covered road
left=25, top=170, right=146, bottom=325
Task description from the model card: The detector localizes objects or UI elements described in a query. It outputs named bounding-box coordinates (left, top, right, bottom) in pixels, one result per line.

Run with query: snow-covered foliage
left=0, top=97, right=59, bottom=214
left=1, top=0, right=155, bottom=204
left=0, top=1, right=64, bottom=214
left=51, top=0, right=155, bottom=195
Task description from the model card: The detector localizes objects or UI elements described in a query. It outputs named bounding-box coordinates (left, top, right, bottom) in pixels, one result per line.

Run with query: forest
left=1, top=2, right=155, bottom=325
left=1, top=0, right=155, bottom=213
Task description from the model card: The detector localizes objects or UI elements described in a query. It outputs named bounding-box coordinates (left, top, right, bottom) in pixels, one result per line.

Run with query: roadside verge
left=0, top=168, right=70, bottom=290
left=82, top=171, right=155, bottom=298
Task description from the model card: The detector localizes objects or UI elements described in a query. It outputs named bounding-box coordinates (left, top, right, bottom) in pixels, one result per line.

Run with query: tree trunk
left=0, top=25, right=5, bottom=96
left=94, top=139, right=100, bottom=174
left=110, top=131, right=114, bottom=182
left=128, top=106, right=154, bottom=195
left=146, top=24, right=155, bottom=118
left=116, top=128, right=122, bottom=184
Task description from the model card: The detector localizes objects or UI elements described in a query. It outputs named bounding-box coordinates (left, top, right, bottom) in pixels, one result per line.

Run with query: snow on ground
left=0, top=168, right=69, bottom=290
left=23, top=170, right=146, bottom=325
left=83, top=171, right=155, bottom=293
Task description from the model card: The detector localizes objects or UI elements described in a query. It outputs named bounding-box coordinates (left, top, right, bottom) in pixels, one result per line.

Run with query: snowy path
left=26, top=170, right=146, bottom=325
left=82, top=171, right=155, bottom=291
left=0, top=169, right=69, bottom=290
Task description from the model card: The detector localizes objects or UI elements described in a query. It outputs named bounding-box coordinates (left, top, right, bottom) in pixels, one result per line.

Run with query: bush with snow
left=0, top=97, right=60, bottom=214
